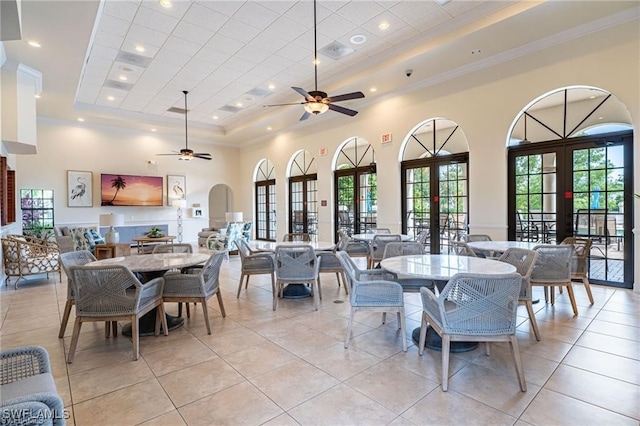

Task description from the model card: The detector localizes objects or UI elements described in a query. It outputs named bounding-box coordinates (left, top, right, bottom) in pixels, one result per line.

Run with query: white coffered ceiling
left=2, top=1, right=638, bottom=147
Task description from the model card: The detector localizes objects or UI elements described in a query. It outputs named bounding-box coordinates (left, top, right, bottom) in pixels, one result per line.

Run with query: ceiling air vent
left=318, top=41, right=354, bottom=60
left=167, top=107, right=187, bottom=114
left=104, top=79, right=133, bottom=91
left=246, top=87, right=272, bottom=98
left=220, top=105, right=242, bottom=113
left=115, top=51, right=151, bottom=68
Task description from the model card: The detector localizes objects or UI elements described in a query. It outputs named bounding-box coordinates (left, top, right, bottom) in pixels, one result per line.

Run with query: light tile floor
left=1, top=251, right=639, bottom=425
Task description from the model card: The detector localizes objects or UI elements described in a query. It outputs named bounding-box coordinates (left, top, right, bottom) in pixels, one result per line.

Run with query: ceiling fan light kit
left=157, top=90, right=212, bottom=161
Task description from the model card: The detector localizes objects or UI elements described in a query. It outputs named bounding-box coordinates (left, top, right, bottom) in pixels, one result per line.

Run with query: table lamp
left=173, top=199, right=187, bottom=243
left=99, top=213, right=125, bottom=244
left=225, top=212, right=243, bottom=224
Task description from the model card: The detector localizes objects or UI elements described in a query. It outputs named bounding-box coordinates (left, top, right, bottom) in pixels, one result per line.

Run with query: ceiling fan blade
left=156, top=153, right=181, bottom=156
left=194, top=154, right=212, bottom=160
left=299, top=110, right=311, bottom=121
left=192, top=153, right=211, bottom=156
left=327, top=91, right=365, bottom=103
left=263, top=102, right=306, bottom=107
left=292, top=87, right=314, bottom=102
left=328, top=103, right=358, bottom=117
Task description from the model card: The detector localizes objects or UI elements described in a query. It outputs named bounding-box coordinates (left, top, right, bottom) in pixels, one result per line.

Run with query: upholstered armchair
left=206, top=222, right=243, bottom=252
left=1, top=235, right=61, bottom=289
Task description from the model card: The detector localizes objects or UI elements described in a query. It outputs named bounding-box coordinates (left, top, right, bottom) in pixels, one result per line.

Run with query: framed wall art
left=67, top=170, right=93, bottom=207
left=100, top=174, right=163, bottom=206
left=167, top=174, right=186, bottom=205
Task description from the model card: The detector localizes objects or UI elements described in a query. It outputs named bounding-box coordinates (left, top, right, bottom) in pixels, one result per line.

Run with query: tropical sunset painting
left=100, top=174, right=163, bottom=206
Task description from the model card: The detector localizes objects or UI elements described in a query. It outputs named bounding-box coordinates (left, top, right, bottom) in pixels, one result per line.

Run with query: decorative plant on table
left=145, top=226, right=164, bottom=238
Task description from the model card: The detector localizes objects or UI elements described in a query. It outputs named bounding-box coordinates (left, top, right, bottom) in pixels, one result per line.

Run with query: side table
left=95, top=243, right=132, bottom=260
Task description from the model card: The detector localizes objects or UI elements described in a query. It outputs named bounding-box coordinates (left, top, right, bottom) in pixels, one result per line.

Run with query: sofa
left=1, top=235, right=62, bottom=289
left=53, top=226, right=105, bottom=253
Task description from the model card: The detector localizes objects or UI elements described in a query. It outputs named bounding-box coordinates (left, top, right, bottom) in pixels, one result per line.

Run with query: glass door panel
left=255, top=180, right=276, bottom=241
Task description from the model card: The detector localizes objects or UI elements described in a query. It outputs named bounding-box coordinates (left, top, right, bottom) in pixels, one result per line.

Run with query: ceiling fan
left=264, top=0, right=365, bottom=121
left=157, top=90, right=212, bottom=161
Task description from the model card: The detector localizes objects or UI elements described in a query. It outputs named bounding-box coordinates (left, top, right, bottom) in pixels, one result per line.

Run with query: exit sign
left=381, top=133, right=392, bottom=144
left=319, top=147, right=328, bottom=156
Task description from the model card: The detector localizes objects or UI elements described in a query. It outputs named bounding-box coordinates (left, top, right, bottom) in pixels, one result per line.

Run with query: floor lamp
left=173, top=200, right=187, bottom=243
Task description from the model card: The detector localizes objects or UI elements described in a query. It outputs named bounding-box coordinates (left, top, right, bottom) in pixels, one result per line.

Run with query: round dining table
left=86, top=252, right=210, bottom=336
left=466, top=240, right=540, bottom=254
left=381, top=254, right=516, bottom=352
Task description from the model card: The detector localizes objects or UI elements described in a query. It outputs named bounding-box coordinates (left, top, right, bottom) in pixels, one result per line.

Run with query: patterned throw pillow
left=70, top=228, right=90, bottom=251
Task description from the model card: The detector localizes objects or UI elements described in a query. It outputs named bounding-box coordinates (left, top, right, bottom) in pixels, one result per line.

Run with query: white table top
left=466, top=241, right=540, bottom=252
left=380, top=254, right=516, bottom=281
left=352, top=233, right=413, bottom=241
left=249, top=241, right=337, bottom=252
left=86, top=253, right=210, bottom=273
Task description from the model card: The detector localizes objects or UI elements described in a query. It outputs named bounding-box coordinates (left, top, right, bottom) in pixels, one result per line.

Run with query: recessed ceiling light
left=151, top=128, right=157, bottom=132
left=34, top=94, right=41, bottom=99
left=378, top=21, right=390, bottom=30
left=598, top=116, right=604, bottom=120
left=589, top=95, right=596, bottom=99
left=350, top=34, right=367, bottom=45
left=118, top=75, right=128, bottom=81
left=267, top=126, right=272, bottom=131
left=107, top=96, right=115, bottom=101
left=268, top=83, right=275, bottom=90
left=212, top=115, right=219, bottom=120
left=370, top=87, right=377, bottom=92
left=236, top=102, right=243, bottom=107
left=159, top=0, right=172, bottom=8
left=77, top=118, right=85, bottom=122
left=28, top=41, right=41, bottom=48
left=135, top=45, right=146, bottom=53
left=313, top=58, right=320, bottom=65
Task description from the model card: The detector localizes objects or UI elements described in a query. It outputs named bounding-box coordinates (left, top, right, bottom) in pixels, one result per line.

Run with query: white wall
left=16, top=119, right=241, bottom=243
left=237, top=28, right=639, bottom=289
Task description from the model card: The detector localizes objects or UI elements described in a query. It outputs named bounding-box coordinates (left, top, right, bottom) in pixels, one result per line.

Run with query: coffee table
left=131, top=236, right=176, bottom=254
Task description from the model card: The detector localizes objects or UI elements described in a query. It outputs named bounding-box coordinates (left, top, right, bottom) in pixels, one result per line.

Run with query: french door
left=255, top=179, right=276, bottom=241
left=402, top=153, right=469, bottom=253
left=508, top=130, right=633, bottom=287
left=335, top=165, right=377, bottom=237
left=289, top=175, right=318, bottom=236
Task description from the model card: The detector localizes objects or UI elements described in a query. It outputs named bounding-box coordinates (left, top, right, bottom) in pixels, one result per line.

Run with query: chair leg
left=441, top=335, right=451, bottom=392
left=312, top=279, right=319, bottom=311
left=111, top=321, right=118, bottom=337
left=418, top=315, right=427, bottom=356
left=105, top=320, right=111, bottom=338
left=340, top=271, right=348, bottom=295
left=399, top=308, right=407, bottom=352
left=178, top=302, right=183, bottom=317
left=566, top=284, right=579, bottom=316
left=317, top=278, right=322, bottom=301
left=155, top=306, right=162, bottom=336
left=160, top=305, right=168, bottom=336
left=201, top=299, right=212, bottom=335
left=543, top=286, right=549, bottom=303
left=132, top=315, right=139, bottom=360
left=216, top=290, right=226, bottom=317
left=485, top=342, right=491, bottom=356
left=237, top=275, right=245, bottom=298
left=67, top=317, right=83, bottom=364
left=550, top=286, right=555, bottom=305
left=345, top=307, right=355, bottom=348
left=582, top=276, right=594, bottom=305
left=273, top=282, right=279, bottom=311
left=525, top=301, right=541, bottom=341
left=396, top=312, right=401, bottom=330
left=382, top=312, right=387, bottom=324
left=58, top=300, right=73, bottom=338
left=509, top=335, right=527, bottom=392
left=186, top=302, right=191, bottom=318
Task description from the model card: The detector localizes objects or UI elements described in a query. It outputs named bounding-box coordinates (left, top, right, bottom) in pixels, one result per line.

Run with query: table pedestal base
left=412, top=326, right=479, bottom=353
left=282, top=284, right=312, bottom=299
left=122, top=310, right=184, bottom=337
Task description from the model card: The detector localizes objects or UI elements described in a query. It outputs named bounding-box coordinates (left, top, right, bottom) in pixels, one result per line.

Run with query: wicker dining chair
left=368, top=234, right=402, bottom=268
left=317, top=244, right=348, bottom=295
left=337, top=230, right=370, bottom=261
left=151, top=243, right=193, bottom=254
left=274, top=245, right=320, bottom=311
left=419, top=272, right=525, bottom=392
left=498, top=248, right=540, bottom=340
left=235, top=237, right=275, bottom=298
left=282, top=233, right=312, bottom=242
left=531, top=244, right=577, bottom=316
left=337, top=251, right=406, bottom=351
left=462, top=234, right=493, bottom=257
left=449, top=240, right=478, bottom=257
left=374, top=228, right=392, bottom=234
left=162, top=251, right=227, bottom=335
left=1, top=345, right=66, bottom=426
left=381, top=242, right=433, bottom=293
left=561, top=237, right=594, bottom=305
left=67, top=265, right=167, bottom=362
left=59, top=250, right=106, bottom=339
